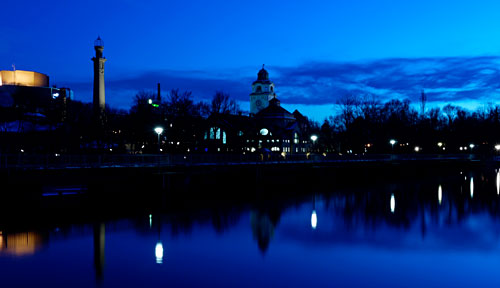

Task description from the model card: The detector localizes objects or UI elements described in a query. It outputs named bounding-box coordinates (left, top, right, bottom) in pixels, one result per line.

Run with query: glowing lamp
left=154, top=127, right=163, bottom=135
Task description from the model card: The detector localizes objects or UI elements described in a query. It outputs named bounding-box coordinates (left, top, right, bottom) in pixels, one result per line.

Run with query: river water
left=2, top=165, right=500, bottom=287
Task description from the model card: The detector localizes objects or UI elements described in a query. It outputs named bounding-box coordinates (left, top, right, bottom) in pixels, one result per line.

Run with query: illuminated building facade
left=202, top=66, right=310, bottom=155
left=0, top=69, right=72, bottom=133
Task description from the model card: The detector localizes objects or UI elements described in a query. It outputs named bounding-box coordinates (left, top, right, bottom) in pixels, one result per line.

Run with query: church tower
left=92, top=36, right=106, bottom=123
left=250, top=65, right=276, bottom=115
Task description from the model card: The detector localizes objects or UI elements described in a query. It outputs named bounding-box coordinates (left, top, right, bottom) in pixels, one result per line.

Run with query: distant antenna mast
left=420, top=89, right=427, bottom=117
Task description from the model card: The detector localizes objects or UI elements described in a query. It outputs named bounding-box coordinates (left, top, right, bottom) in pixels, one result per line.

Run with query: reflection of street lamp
left=389, top=139, right=396, bottom=152
left=311, top=194, right=317, bottom=229
left=438, top=185, right=442, bottom=205
left=155, top=214, right=163, bottom=264
left=311, top=210, right=317, bottom=229
left=390, top=194, right=395, bottom=213
left=154, top=127, right=164, bottom=153
left=155, top=242, right=163, bottom=264
left=470, top=177, right=474, bottom=198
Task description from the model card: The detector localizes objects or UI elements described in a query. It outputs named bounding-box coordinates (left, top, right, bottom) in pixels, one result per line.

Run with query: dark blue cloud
left=273, top=56, right=500, bottom=106
left=60, top=56, right=500, bottom=115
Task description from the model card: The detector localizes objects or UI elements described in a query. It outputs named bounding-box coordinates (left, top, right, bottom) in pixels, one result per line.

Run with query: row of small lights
left=388, top=139, right=500, bottom=152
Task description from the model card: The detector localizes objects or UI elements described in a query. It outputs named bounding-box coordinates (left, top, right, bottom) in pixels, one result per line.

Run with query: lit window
left=223, top=131, right=227, bottom=144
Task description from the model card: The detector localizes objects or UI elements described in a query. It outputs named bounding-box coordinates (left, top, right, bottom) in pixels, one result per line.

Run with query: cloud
left=60, top=56, right=500, bottom=119
left=272, top=56, right=500, bottom=106
left=58, top=69, right=253, bottom=110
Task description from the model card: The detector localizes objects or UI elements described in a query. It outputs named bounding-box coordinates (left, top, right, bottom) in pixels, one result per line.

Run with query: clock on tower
left=250, top=65, right=276, bottom=115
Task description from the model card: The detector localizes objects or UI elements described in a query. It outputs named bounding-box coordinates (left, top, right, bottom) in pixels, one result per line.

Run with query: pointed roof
left=256, top=97, right=295, bottom=121
left=94, top=36, right=104, bottom=47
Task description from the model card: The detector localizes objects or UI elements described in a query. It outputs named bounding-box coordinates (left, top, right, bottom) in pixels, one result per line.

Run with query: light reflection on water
left=438, top=185, right=443, bottom=205
left=497, top=170, right=500, bottom=195
left=470, top=177, right=474, bottom=198
left=2, top=167, right=500, bottom=287
left=390, top=193, right=395, bottom=213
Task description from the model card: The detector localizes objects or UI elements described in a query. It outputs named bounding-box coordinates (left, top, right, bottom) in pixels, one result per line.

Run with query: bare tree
left=336, top=94, right=361, bottom=131
left=211, top=91, right=240, bottom=115
left=443, top=104, right=458, bottom=126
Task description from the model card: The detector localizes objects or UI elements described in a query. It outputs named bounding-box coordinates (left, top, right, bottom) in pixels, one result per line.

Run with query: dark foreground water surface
left=2, top=164, right=500, bottom=287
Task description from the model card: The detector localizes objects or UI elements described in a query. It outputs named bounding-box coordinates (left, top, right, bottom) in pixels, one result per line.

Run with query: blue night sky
left=3, top=0, right=500, bottom=121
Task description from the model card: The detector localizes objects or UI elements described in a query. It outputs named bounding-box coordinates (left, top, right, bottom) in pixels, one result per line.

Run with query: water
left=2, top=165, right=500, bottom=287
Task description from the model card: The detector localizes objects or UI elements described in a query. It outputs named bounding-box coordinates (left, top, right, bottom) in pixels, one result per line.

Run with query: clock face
left=256, top=99, right=262, bottom=107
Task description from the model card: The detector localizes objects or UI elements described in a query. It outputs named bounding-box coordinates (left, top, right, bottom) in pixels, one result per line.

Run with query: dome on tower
left=253, top=65, right=272, bottom=85
left=257, top=65, right=269, bottom=81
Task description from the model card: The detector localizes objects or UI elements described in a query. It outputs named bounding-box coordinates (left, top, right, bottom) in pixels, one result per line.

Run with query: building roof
left=256, top=97, right=295, bottom=121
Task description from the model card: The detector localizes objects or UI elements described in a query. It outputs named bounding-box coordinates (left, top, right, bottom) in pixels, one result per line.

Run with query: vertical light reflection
left=470, top=177, right=474, bottom=198
left=155, top=242, right=164, bottom=264
left=496, top=170, right=500, bottom=195
left=149, top=214, right=152, bottom=228
left=311, top=210, right=317, bottom=229
left=438, top=185, right=442, bottom=205
left=390, top=194, right=395, bottom=213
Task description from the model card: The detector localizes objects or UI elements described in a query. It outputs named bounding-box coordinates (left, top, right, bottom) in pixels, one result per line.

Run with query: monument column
left=92, top=36, right=107, bottom=124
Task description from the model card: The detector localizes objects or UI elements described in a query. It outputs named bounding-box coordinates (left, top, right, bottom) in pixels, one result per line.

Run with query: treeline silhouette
left=2, top=89, right=500, bottom=155
left=316, top=94, right=500, bottom=154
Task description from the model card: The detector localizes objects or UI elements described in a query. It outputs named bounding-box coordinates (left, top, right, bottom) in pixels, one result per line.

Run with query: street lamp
left=310, top=135, right=318, bottom=153
left=154, top=127, right=164, bottom=153
left=389, top=139, right=396, bottom=152
left=495, top=144, right=500, bottom=151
